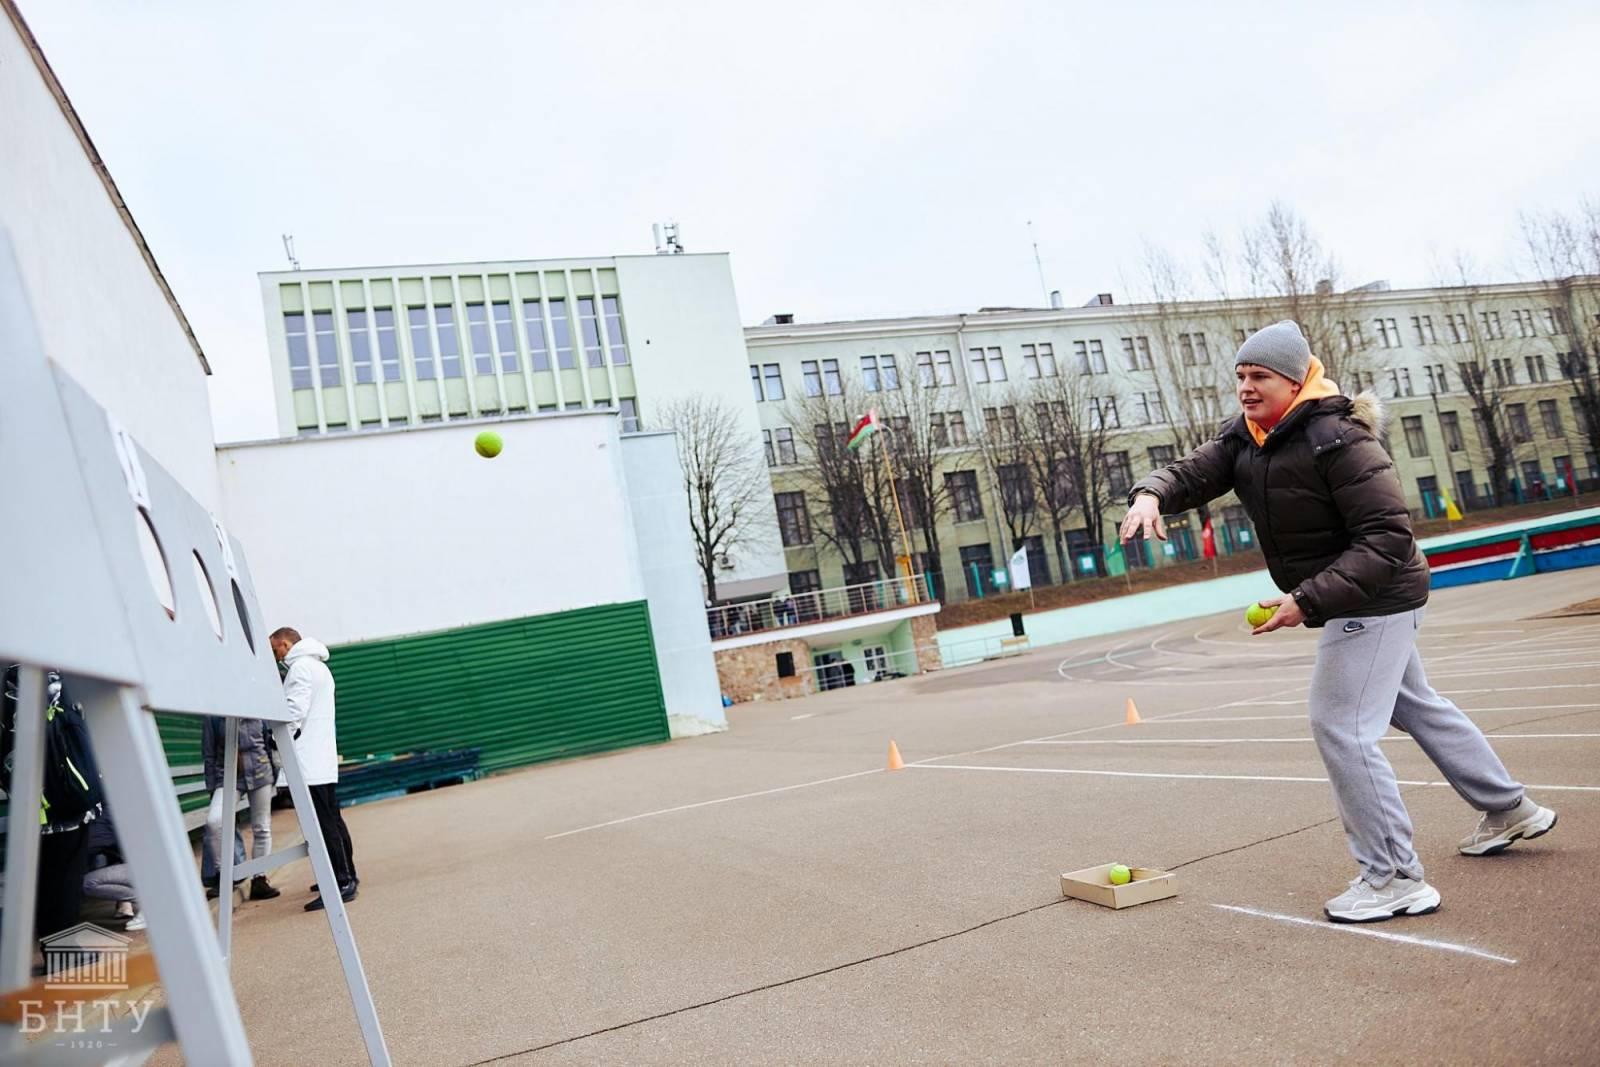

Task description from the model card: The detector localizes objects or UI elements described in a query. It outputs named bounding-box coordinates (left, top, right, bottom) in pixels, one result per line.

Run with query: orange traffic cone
left=887, top=740, right=905, bottom=771
left=1125, top=698, right=1141, bottom=725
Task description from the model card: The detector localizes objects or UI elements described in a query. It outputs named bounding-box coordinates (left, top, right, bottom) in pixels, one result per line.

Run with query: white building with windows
left=255, top=252, right=785, bottom=597
left=219, top=250, right=797, bottom=747
left=745, top=281, right=1600, bottom=603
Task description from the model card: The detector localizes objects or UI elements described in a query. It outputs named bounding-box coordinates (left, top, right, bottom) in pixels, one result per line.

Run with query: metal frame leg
left=217, top=721, right=239, bottom=961
left=277, top=737, right=390, bottom=1066
left=1, top=666, right=47, bottom=1054
left=77, top=679, right=252, bottom=1066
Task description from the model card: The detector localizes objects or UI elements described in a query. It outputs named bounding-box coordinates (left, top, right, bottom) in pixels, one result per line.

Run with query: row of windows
left=752, top=305, right=1599, bottom=404
left=748, top=335, right=1211, bottom=401
left=286, top=295, right=628, bottom=390
left=771, top=453, right=1150, bottom=548
left=305, top=394, right=641, bottom=436
left=1389, top=397, right=1585, bottom=461
left=1343, top=306, right=1574, bottom=352
left=760, top=345, right=1574, bottom=409
left=757, top=384, right=1225, bottom=466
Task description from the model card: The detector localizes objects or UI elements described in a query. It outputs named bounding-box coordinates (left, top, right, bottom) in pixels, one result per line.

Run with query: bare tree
left=875, top=379, right=973, bottom=598
left=1139, top=242, right=1234, bottom=459
left=975, top=385, right=1040, bottom=561
left=1431, top=255, right=1537, bottom=505
left=1020, top=368, right=1122, bottom=576
left=654, top=393, right=772, bottom=604
left=1201, top=203, right=1379, bottom=388
left=1522, top=203, right=1600, bottom=481
left=784, top=386, right=898, bottom=585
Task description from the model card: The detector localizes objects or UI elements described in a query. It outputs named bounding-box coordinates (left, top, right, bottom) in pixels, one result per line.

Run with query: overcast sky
left=22, top=1, right=1600, bottom=442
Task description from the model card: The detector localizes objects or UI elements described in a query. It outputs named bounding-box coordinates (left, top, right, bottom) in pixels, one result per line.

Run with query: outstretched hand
left=1251, top=594, right=1305, bottom=635
left=1118, top=493, right=1167, bottom=543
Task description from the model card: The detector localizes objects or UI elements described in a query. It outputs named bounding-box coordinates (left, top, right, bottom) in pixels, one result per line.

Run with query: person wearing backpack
left=2, top=666, right=104, bottom=945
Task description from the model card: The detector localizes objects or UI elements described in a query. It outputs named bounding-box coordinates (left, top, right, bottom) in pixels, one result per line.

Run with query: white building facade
left=256, top=253, right=784, bottom=595
left=745, top=282, right=1600, bottom=602
left=235, top=252, right=794, bottom=750
left=1, top=2, right=218, bottom=509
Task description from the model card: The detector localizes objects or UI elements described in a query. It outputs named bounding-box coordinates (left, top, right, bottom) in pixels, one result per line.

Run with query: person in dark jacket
left=201, top=715, right=281, bottom=901
left=1, top=667, right=104, bottom=946
left=1122, top=320, right=1556, bottom=924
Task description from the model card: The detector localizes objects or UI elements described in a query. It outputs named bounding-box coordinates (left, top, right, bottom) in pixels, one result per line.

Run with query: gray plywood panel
left=52, top=370, right=290, bottom=721
left=0, top=232, right=140, bottom=685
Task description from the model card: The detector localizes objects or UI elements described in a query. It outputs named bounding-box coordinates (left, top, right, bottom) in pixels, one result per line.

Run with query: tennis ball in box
left=474, top=431, right=503, bottom=459
left=1246, top=602, right=1277, bottom=628
left=1108, top=864, right=1132, bottom=886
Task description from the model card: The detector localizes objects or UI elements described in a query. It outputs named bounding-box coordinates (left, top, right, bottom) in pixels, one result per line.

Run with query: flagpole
left=876, top=421, right=919, bottom=603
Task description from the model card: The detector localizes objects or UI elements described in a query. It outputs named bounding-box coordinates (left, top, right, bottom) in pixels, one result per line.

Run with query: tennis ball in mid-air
left=474, top=431, right=503, bottom=459
left=1246, top=602, right=1278, bottom=628
left=1108, top=864, right=1132, bottom=886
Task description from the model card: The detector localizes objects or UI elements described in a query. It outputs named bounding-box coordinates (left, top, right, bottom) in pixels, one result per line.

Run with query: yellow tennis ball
left=474, top=431, right=503, bottom=459
left=1246, top=602, right=1277, bottom=628
left=1108, top=864, right=1132, bottom=886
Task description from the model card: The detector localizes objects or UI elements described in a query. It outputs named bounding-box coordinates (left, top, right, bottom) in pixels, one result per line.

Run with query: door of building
left=813, top=650, right=847, bottom=691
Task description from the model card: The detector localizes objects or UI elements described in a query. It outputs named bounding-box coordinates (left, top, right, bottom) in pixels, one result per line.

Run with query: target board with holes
left=0, top=242, right=286, bottom=721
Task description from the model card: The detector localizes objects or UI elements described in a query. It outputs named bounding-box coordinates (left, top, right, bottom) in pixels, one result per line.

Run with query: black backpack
left=2, top=666, right=104, bottom=831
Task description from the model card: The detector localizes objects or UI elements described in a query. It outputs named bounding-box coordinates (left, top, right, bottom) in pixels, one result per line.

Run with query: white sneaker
left=114, top=901, right=135, bottom=920
left=124, top=911, right=147, bottom=932
left=1324, top=875, right=1441, bottom=924
left=1460, top=796, right=1557, bottom=856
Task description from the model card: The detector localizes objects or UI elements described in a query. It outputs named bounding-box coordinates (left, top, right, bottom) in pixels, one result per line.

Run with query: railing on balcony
left=707, top=574, right=930, bottom=640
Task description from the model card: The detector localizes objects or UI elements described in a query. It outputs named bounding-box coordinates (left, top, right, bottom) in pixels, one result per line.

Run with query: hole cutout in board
left=231, top=580, right=256, bottom=655
left=191, top=552, right=224, bottom=640
left=134, top=508, right=176, bottom=619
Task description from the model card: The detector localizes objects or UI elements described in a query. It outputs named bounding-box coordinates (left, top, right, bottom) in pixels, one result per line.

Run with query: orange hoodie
left=1245, top=355, right=1342, bottom=447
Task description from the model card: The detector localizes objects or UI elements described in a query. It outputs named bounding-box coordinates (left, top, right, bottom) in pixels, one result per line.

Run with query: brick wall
left=715, top=637, right=816, bottom=704
left=911, top=614, right=943, bottom=673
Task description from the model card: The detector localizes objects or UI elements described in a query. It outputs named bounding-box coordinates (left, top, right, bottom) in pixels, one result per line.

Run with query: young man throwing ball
left=1121, top=321, right=1556, bottom=923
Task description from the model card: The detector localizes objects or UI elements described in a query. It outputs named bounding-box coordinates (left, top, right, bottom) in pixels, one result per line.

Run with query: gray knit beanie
left=1235, top=320, right=1311, bottom=383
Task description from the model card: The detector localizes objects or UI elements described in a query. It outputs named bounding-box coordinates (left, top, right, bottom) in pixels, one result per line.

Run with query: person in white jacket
left=269, top=628, right=359, bottom=911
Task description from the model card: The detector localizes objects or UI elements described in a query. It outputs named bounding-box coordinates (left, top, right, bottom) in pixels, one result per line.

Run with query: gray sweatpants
left=1307, top=608, right=1523, bottom=885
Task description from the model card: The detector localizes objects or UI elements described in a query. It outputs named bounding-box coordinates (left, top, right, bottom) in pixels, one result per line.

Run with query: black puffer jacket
left=1129, top=393, right=1430, bottom=626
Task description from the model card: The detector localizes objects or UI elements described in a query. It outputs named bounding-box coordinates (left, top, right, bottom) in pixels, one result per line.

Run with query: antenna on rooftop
left=281, top=234, right=300, bottom=271
left=1029, top=220, right=1049, bottom=304
left=652, top=222, right=685, bottom=255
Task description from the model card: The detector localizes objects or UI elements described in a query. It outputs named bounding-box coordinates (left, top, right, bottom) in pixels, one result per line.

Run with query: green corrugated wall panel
left=328, top=600, right=669, bottom=774
left=155, top=713, right=209, bottom=814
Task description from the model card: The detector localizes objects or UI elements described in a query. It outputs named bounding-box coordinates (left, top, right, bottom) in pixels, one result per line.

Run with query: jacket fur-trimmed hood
left=1349, top=390, right=1386, bottom=435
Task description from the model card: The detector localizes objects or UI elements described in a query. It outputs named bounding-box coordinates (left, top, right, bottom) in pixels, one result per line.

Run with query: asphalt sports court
left=175, top=566, right=1600, bottom=1065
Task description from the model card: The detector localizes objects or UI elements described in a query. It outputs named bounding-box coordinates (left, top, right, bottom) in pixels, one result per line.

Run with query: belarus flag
left=846, top=409, right=880, bottom=451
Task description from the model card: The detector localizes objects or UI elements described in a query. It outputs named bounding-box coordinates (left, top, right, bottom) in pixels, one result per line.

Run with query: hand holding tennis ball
left=1108, top=864, right=1132, bottom=885
left=1245, top=602, right=1277, bottom=628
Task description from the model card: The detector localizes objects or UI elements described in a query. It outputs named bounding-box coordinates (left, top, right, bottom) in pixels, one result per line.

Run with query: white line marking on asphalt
left=1212, top=905, right=1518, bottom=965
left=910, top=764, right=1600, bottom=792
left=1431, top=660, right=1600, bottom=679
left=790, top=713, right=814, bottom=720
left=1462, top=704, right=1600, bottom=712
left=553, top=697, right=1286, bottom=838
left=544, top=769, right=883, bottom=839
left=1150, top=715, right=1308, bottom=722
left=1428, top=629, right=1562, bottom=666
left=1023, top=733, right=1600, bottom=745
left=1443, top=684, right=1600, bottom=695
left=918, top=765, right=1333, bottom=783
